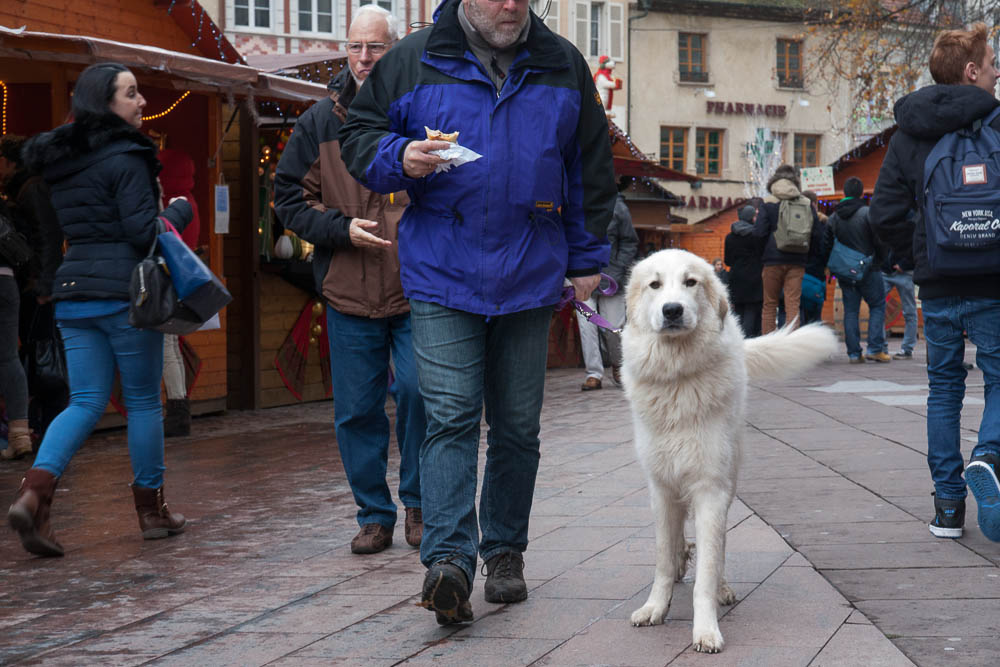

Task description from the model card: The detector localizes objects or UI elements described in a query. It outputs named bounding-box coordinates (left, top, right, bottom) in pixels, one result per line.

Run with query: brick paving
left=0, top=337, right=995, bottom=665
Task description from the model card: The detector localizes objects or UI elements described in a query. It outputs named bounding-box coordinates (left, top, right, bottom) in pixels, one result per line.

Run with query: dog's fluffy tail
left=744, top=322, right=838, bottom=381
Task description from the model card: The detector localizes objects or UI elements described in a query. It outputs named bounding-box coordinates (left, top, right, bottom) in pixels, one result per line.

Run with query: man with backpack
left=870, top=22, right=1000, bottom=542
left=824, top=177, right=889, bottom=363
left=752, top=164, right=824, bottom=334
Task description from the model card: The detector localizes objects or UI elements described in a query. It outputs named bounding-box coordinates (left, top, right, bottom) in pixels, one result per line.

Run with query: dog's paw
left=717, top=582, right=737, bottom=606
left=692, top=627, right=724, bottom=653
left=631, top=603, right=667, bottom=627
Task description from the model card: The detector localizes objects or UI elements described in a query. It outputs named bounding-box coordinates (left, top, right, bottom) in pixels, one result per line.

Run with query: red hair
left=929, top=23, right=989, bottom=84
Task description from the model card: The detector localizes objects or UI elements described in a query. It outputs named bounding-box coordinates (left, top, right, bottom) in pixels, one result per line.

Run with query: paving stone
left=527, top=525, right=639, bottom=552
left=147, top=631, right=329, bottom=666
left=796, top=540, right=992, bottom=569
left=776, top=521, right=931, bottom=546
left=454, top=597, right=617, bottom=640
left=810, top=622, right=916, bottom=666
left=856, top=599, right=1000, bottom=637
left=401, top=636, right=563, bottom=665
left=532, top=564, right=653, bottom=600
left=823, top=567, right=1000, bottom=602
left=533, top=618, right=688, bottom=666
left=892, top=636, right=1000, bottom=667
left=666, top=645, right=819, bottom=666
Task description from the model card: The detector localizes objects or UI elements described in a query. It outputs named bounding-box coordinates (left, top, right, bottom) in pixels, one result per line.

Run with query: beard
left=464, top=1, right=528, bottom=49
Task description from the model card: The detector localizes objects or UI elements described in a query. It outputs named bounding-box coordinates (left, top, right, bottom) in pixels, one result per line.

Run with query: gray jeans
left=0, top=275, right=28, bottom=420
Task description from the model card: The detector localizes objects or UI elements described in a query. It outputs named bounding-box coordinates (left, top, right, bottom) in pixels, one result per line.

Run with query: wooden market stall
left=0, top=2, right=328, bottom=418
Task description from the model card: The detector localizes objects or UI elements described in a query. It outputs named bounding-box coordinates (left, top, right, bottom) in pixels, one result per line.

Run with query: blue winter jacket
left=339, top=0, right=616, bottom=315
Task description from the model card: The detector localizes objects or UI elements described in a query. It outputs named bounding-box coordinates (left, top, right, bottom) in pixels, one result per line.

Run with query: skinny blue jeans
left=327, top=307, right=424, bottom=529
left=32, top=310, right=165, bottom=487
left=409, top=299, right=551, bottom=586
left=922, top=297, right=1000, bottom=500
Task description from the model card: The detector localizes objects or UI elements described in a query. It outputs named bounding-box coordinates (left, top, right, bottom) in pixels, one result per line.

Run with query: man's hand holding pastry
left=402, top=140, right=452, bottom=178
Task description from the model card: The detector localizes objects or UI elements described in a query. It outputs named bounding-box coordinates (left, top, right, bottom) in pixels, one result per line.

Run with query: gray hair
left=352, top=4, right=400, bottom=42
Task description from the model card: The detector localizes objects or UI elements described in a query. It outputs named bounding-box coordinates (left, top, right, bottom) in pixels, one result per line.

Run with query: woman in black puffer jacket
left=7, top=63, right=193, bottom=557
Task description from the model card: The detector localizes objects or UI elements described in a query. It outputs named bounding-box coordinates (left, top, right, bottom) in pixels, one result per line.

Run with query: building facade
left=629, top=0, right=858, bottom=222
left=203, top=0, right=430, bottom=54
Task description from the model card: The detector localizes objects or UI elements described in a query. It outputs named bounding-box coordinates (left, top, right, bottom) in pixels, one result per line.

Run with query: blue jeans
left=409, top=299, right=551, bottom=585
left=327, top=308, right=424, bottom=529
left=840, top=269, right=886, bottom=358
left=922, top=297, right=1000, bottom=500
left=32, top=310, right=165, bottom=487
left=882, top=271, right=917, bottom=354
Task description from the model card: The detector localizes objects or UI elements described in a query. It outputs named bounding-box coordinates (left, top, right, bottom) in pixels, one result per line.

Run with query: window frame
left=695, top=128, right=724, bottom=178
left=678, top=32, right=708, bottom=83
left=233, top=0, right=273, bottom=30
left=530, top=0, right=560, bottom=33
left=359, top=0, right=393, bottom=13
left=659, top=126, right=687, bottom=172
left=776, top=38, right=804, bottom=89
left=793, top=133, right=821, bottom=169
left=296, top=0, right=335, bottom=35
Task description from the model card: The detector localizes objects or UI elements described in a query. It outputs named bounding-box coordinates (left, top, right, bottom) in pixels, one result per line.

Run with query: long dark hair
left=71, top=62, right=130, bottom=122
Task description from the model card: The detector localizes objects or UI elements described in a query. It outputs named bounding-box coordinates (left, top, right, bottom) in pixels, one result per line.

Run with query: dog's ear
left=702, top=269, right=729, bottom=326
left=624, top=264, right=644, bottom=323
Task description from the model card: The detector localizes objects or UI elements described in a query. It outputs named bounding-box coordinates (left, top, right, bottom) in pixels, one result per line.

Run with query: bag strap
left=158, top=216, right=182, bottom=239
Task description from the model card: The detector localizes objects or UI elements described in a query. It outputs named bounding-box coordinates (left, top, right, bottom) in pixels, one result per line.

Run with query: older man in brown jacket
left=274, top=5, right=424, bottom=555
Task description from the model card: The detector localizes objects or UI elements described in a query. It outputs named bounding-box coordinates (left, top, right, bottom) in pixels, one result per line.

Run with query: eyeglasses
left=345, top=42, right=388, bottom=55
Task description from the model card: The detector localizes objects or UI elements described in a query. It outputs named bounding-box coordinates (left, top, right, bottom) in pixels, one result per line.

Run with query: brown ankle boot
left=7, top=468, right=64, bottom=557
left=1, top=419, right=34, bottom=460
left=131, top=485, right=186, bottom=540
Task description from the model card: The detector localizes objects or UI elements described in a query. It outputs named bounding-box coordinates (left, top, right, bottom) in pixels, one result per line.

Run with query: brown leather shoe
left=404, top=507, right=423, bottom=547
left=132, top=485, right=186, bottom=540
left=351, top=523, right=393, bottom=554
left=581, top=377, right=602, bottom=391
left=7, top=468, right=64, bottom=557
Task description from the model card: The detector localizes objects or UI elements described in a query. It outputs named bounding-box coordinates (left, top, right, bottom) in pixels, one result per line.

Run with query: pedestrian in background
left=753, top=164, right=823, bottom=333
left=870, top=23, right=1000, bottom=541
left=880, top=210, right=918, bottom=360
left=800, top=189, right=831, bottom=326
left=724, top=204, right=764, bottom=337
left=275, top=6, right=425, bottom=555
left=0, top=135, right=63, bottom=460
left=578, top=184, right=637, bottom=391
left=8, top=62, right=192, bottom=557
left=826, top=177, right=888, bottom=363
left=339, top=0, right=615, bottom=624
left=157, top=148, right=201, bottom=438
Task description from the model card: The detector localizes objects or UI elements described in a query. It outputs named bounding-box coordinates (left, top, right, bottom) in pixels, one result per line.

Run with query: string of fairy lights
left=165, top=0, right=237, bottom=64
left=0, top=80, right=7, bottom=135
left=142, top=90, right=191, bottom=121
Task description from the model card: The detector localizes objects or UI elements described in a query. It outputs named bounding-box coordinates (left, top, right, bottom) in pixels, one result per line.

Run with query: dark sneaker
left=966, top=452, right=1000, bottom=542
left=420, top=561, right=473, bottom=625
left=928, top=493, right=965, bottom=538
left=848, top=356, right=865, bottom=364
left=351, top=523, right=393, bottom=554
left=892, top=351, right=913, bottom=360
left=483, top=551, right=527, bottom=603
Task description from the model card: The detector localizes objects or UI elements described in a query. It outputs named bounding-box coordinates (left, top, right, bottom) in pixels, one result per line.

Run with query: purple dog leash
left=558, top=273, right=622, bottom=334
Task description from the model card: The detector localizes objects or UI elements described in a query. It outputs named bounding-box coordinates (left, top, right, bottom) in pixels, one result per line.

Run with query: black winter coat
left=724, top=220, right=764, bottom=303
left=824, top=199, right=887, bottom=267
left=21, top=114, right=191, bottom=302
left=870, top=84, right=1000, bottom=299
left=3, top=170, right=64, bottom=297
left=605, top=194, right=639, bottom=287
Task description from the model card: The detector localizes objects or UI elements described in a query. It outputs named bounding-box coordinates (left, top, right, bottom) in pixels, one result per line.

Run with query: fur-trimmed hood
left=22, top=114, right=160, bottom=183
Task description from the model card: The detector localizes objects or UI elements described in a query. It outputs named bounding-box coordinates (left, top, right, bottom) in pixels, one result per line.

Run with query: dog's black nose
left=662, top=303, right=684, bottom=320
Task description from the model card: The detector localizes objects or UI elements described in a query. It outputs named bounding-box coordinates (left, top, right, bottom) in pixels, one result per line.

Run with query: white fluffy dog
left=622, top=249, right=837, bottom=653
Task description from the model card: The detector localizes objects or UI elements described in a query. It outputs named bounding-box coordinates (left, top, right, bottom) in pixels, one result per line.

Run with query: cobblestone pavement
left=0, top=337, right=994, bottom=665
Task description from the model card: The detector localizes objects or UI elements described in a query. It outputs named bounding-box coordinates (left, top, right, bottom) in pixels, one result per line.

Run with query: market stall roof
left=608, top=121, right=700, bottom=183
left=0, top=26, right=328, bottom=103
left=245, top=50, right=347, bottom=73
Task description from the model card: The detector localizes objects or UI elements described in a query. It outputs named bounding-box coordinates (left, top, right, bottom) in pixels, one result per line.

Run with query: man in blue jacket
left=339, top=0, right=615, bottom=624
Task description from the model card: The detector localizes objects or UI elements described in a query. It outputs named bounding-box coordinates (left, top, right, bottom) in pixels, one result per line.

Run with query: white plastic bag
left=431, top=144, right=483, bottom=173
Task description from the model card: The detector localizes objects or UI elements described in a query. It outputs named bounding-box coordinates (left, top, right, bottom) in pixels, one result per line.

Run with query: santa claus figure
left=593, top=55, right=622, bottom=116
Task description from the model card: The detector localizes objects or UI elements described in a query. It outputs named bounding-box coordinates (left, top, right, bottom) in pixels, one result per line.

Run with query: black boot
left=163, top=399, right=191, bottom=438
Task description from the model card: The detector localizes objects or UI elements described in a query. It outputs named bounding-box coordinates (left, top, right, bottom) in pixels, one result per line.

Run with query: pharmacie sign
left=706, top=101, right=787, bottom=117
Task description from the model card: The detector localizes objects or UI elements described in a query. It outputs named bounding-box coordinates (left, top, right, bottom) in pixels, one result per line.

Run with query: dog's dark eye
left=684, top=278, right=697, bottom=287
left=649, top=280, right=661, bottom=289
